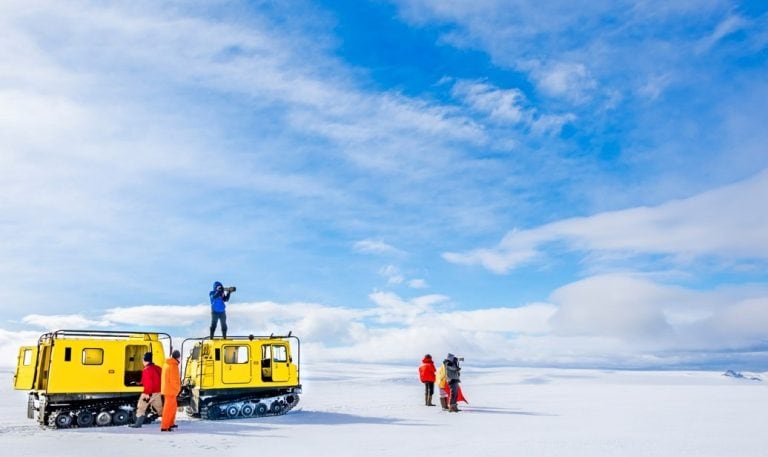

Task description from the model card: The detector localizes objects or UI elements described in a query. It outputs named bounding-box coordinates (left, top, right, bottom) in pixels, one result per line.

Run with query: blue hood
left=212, top=281, right=222, bottom=292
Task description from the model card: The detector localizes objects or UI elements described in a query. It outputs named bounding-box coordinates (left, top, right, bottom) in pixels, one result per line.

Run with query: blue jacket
left=209, top=281, right=230, bottom=313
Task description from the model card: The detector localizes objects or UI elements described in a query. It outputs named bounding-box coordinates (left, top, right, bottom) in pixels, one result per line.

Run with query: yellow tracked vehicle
left=179, top=334, right=302, bottom=419
left=13, top=330, right=302, bottom=427
left=13, top=330, right=171, bottom=428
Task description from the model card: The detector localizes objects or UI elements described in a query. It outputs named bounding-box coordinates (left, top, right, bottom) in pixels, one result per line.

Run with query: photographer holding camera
left=209, top=281, right=235, bottom=339
left=444, top=353, right=462, bottom=412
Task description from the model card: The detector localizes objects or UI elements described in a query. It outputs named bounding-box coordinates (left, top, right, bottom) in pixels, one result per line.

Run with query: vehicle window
left=23, top=348, right=33, bottom=365
left=82, top=348, right=104, bottom=365
left=224, top=345, right=248, bottom=364
left=273, top=345, right=287, bottom=363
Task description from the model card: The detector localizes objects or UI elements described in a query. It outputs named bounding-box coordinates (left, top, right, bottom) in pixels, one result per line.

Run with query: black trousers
left=423, top=381, right=434, bottom=396
left=210, top=311, right=227, bottom=336
left=449, top=380, right=459, bottom=405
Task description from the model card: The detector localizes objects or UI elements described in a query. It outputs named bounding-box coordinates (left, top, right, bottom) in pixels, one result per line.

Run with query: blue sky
left=1, top=0, right=767, bottom=369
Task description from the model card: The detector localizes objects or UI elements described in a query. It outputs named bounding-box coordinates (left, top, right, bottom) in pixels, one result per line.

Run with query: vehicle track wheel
left=254, top=403, right=268, bottom=416
left=53, top=412, right=73, bottom=429
left=240, top=403, right=254, bottom=417
left=206, top=407, right=221, bottom=420
left=226, top=404, right=240, bottom=418
left=112, top=410, right=130, bottom=426
left=270, top=401, right=284, bottom=414
left=95, top=411, right=112, bottom=426
left=76, top=410, right=94, bottom=427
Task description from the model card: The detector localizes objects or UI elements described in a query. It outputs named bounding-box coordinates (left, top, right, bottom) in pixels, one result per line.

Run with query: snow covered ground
left=2, top=364, right=767, bottom=457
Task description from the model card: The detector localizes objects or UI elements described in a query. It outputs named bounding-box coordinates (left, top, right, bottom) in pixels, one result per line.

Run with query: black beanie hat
left=143, top=352, right=152, bottom=363
left=172, top=350, right=181, bottom=360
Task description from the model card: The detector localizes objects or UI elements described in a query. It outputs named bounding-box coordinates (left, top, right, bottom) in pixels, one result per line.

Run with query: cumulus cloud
left=2, top=280, right=768, bottom=369
left=548, top=275, right=679, bottom=341
left=102, top=305, right=208, bottom=327
left=21, top=314, right=113, bottom=330
left=520, top=60, right=597, bottom=103
left=444, top=170, right=768, bottom=273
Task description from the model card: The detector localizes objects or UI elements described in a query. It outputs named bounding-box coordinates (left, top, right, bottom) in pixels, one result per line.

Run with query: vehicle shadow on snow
left=460, top=406, right=556, bottom=416
left=51, top=418, right=276, bottom=436
left=277, top=410, right=424, bottom=426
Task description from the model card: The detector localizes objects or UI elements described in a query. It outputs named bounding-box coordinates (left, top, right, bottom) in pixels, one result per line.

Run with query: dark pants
left=423, top=381, right=434, bottom=396
left=449, top=380, right=459, bottom=405
left=210, top=311, right=227, bottom=337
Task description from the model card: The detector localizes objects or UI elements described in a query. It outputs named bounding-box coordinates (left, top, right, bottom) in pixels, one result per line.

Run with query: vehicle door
left=221, top=344, right=251, bottom=384
left=14, top=346, right=38, bottom=389
left=269, top=344, right=290, bottom=382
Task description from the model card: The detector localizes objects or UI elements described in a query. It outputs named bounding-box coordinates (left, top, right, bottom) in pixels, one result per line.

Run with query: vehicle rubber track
left=45, top=401, right=154, bottom=429
left=198, top=392, right=300, bottom=420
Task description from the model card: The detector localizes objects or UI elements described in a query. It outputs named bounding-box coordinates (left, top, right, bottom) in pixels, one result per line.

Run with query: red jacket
left=418, top=358, right=436, bottom=383
left=141, top=363, right=162, bottom=395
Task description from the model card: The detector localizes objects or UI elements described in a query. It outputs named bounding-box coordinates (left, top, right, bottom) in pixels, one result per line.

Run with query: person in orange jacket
left=160, top=349, right=181, bottom=431
left=418, top=354, right=437, bottom=406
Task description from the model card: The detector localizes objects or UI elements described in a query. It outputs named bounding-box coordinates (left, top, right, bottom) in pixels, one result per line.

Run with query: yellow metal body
left=183, top=336, right=299, bottom=390
left=14, top=330, right=168, bottom=395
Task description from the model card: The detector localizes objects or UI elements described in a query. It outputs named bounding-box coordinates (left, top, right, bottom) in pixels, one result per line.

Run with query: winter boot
left=222, top=331, right=227, bottom=339
left=449, top=404, right=460, bottom=412
left=128, top=415, right=145, bottom=428
left=440, top=397, right=449, bottom=411
left=427, top=394, right=435, bottom=406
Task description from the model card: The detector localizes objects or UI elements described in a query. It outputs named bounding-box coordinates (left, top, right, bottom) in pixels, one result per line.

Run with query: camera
left=223, top=286, right=236, bottom=293
left=457, top=357, right=464, bottom=362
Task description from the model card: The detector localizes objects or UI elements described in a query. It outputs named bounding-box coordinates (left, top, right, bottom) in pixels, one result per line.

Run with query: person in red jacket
left=160, top=350, right=181, bottom=431
left=129, top=352, right=163, bottom=428
left=418, top=354, right=437, bottom=406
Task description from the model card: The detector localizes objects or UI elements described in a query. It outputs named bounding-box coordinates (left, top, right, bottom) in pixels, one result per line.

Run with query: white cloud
left=3, top=280, right=768, bottom=369
left=354, top=240, right=404, bottom=256
left=439, top=303, right=556, bottom=334
left=452, top=80, right=528, bottom=124
left=548, top=275, right=678, bottom=340
left=21, top=314, right=113, bottom=330
left=368, top=290, right=449, bottom=324
left=696, top=14, right=750, bottom=53
left=451, top=79, right=575, bottom=133
left=444, top=170, right=768, bottom=273
left=521, top=60, right=597, bottom=103
left=638, top=73, right=673, bottom=100
left=102, top=305, right=208, bottom=327
left=408, top=278, right=428, bottom=289
left=547, top=273, right=768, bottom=353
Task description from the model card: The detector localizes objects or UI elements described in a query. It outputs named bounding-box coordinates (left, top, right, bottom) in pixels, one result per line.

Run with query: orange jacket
left=418, top=357, right=436, bottom=383
left=161, top=357, right=181, bottom=397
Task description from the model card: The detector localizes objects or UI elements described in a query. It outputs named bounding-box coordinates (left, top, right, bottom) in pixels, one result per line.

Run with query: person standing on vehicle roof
left=160, top=349, right=181, bottom=432
left=129, top=352, right=163, bottom=428
left=209, top=281, right=234, bottom=339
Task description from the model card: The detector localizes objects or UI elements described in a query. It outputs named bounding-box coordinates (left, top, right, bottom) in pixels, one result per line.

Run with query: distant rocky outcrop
left=722, top=370, right=762, bottom=381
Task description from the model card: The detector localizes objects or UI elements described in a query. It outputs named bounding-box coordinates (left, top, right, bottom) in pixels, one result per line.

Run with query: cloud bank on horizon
left=1, top=0, right=766, bottom=369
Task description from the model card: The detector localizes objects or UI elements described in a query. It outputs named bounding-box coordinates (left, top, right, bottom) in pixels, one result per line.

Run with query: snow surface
left=2, top=364, right=767, bottom=457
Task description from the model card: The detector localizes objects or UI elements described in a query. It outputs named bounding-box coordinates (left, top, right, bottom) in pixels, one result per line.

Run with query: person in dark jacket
left=209, top=281, right=232, bottom=339
left=129, top=352, right=163, bottom=428
left=418, top=354, right=437, bottom=406
left=444, top=353, right=461, bottom=412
